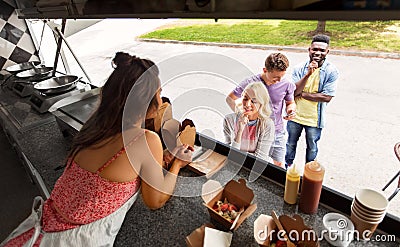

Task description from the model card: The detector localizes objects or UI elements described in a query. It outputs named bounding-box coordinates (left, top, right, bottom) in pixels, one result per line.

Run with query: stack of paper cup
left=351, top=188, right=388, bottom=240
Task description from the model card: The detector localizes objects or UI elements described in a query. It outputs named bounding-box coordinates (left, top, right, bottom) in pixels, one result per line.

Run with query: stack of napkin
left=186, top=224, right=232, bottom=247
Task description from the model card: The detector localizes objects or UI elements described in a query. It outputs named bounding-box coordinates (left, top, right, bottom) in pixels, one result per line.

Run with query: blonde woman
left=223, top=81, right=275, bottom=161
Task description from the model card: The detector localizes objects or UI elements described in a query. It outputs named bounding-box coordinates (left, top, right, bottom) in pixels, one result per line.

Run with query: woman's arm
left=138, top=132, right=192, bottom=210
left=223, top=114, right=243, bottom=150
left=254, top=119, right=275, bottom=161
left=234, top=114, right=247, bottom=144
left=223, top=116, right=233, bottom=144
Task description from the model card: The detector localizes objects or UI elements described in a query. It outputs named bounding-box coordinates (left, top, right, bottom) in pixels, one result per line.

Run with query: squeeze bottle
left=284, top=164, right=300, bottom=204
left=299, top=160, right=325, bottom=214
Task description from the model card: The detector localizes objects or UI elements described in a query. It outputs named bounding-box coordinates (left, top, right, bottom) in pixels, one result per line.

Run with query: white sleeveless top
left=1, top=191, right=139, bottom=247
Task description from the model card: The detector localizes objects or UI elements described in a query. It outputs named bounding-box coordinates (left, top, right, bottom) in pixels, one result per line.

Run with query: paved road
left=34, top=19, right=400, bottom=217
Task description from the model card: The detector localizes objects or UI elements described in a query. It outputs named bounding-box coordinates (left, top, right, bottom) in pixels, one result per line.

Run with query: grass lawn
left=140, top=20, right=400, bottom=53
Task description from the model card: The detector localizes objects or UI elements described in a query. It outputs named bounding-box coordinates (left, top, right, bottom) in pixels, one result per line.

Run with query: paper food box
left=254, top=214, right=277, bottom=247
left=279, top=214, right=319, bottom=247
left=161, top=118, right=196, bottom=149
left=187, top=149, right=227, bottom=178
left=154, top=102, right=172, bottom=132
left=202, top=179, right=257, bottom=231
left=177, top=125, right=196, bottom=147
left=254, top=214, right=319, bottom=247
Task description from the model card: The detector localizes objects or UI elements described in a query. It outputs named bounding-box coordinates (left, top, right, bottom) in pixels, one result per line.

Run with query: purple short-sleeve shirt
left=232, top=74, right=295, bottom=133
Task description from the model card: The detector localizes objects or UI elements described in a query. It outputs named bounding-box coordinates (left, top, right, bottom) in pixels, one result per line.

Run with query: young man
left=226, top=53, right=296, bottom=167
left=285, top=34, right=339, bottom=168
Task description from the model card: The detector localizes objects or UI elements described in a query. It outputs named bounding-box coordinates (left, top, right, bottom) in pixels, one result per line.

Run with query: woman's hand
left=170, top=144, right=194, bottom=169
left=234, top=113, right=248, bottom=144
left=163, top=149, right=174, bottom=169
left=237, top=113, right=249, bottom=132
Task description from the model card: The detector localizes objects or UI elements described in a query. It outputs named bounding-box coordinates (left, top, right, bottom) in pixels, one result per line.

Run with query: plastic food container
left=322, top=213, right=354, bottom=247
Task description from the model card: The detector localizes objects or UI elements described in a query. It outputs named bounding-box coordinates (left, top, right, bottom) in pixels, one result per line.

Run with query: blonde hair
left=236, top=81, right=272, bottom=120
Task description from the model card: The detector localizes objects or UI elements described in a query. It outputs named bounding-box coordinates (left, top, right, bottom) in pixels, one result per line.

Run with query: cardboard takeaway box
left=177, top=125, right=196, bottom=147
left=254, top=214, right=320, bottom=247
left=161, top=119, right=197, bottom=149
left=254, top=214, right=277, bottom=247
left=202, top=179, right=257, bottom=231
left=187, top=149, right=227, bottom=178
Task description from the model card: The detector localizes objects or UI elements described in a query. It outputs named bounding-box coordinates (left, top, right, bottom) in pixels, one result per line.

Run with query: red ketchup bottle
left=299, top=161, right=325, bottom=214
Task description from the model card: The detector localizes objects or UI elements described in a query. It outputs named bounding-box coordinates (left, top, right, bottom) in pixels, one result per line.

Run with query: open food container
left=255, top=213, right=320, bottom=247
left=254, top=214, right=277, bottom=246
left=202, top=179, right=257, bottom=231
left=279, top=214, right=319, bottom=247
left=323, top=213, right=354, bottom=247
left=187, top=149, right=227, bottom=178
left=161, top=118, right=196, bottom=149
left=177, top=124, right=196, bottom=147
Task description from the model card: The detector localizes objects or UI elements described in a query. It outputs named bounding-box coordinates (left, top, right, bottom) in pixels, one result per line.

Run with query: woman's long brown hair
left=67, top=52, right=160, bottom=161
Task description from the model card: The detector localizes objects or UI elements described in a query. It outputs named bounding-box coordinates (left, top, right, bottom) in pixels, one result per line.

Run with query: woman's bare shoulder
left=144, top=130, right=161, bottom=143
left=133, top=130, right=162, bottom=153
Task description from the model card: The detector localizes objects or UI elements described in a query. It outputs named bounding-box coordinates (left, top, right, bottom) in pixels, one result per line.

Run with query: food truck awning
left=13, top=0, right=400, bottom=20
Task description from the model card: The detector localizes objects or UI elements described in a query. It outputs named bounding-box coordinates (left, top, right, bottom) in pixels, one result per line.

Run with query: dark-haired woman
left=1, top=52, right=193, bottom=246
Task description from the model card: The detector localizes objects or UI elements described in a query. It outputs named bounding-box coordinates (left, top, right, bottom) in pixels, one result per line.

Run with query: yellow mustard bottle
left=284, top=164, right=300, bottom=204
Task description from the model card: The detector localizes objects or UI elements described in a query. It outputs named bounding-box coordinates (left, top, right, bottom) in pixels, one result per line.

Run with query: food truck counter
left=0, top=83, right=399, bottom=246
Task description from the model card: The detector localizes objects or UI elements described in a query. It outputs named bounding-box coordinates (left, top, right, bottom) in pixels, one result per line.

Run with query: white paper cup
left=352, top=202, right=386, bottom=222
left=350, top=208, right=380, bottom=240
left=351, top=204, right=385, bottom=223
left=355, top=189, right=388, bottom=212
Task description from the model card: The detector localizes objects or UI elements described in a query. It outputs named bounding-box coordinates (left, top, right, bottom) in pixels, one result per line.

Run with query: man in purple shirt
left=226, top=53, right=296, bottom=167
